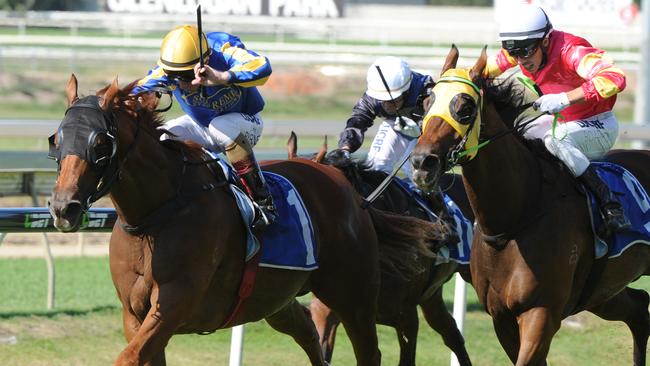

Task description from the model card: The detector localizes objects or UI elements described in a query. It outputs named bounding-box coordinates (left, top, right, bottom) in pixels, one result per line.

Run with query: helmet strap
left=538, top=35, right=551, bottom=71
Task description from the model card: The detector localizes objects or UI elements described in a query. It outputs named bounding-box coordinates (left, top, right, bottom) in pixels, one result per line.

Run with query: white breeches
left=159, top=112, right=264, bottom=152
left=521, top=111, right=619, bottom=176
left=365, top=120, right=416, bottom=181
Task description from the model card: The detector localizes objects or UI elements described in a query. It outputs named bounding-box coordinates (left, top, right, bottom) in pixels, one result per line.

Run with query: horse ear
left=440, top=44, right=459, bottom=76
left=469, top=46, right=488, bottom=82
left=287, top=131, right=297, bottom=159
left=100, top=77, right=119, bottom=111
left=314, top=135, right=328, bottom=163
left=66, top=74, right=78, bottom=107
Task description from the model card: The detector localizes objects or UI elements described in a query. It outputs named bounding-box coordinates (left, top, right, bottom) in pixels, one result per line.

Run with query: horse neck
left=461, top=102, right=541, bottom=236
left=108, top=113, right=184, bottom=225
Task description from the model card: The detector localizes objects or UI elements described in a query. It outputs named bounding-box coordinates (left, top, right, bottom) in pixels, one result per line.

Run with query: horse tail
left=367, top=206, right=440, bottom=281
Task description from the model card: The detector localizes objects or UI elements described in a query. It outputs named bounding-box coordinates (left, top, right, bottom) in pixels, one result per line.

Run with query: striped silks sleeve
left=571, top=47, right=626, bottom=102
left=222, top=45, right=272, bottom=87
left=485, top=49, right=517, bottom=78
left=131, top=67, right=170, bottom=94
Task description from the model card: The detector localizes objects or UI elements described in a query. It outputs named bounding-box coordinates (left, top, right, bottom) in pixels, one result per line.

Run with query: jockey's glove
left=533, top=93, right=570, bottom=114
left=326, top=148, right=352, bottom=167
left=393, top=116, right=422, bottom=138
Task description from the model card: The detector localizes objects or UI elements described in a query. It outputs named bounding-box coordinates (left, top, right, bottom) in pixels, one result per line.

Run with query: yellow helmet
left=157, top=25, right=210, bottom=72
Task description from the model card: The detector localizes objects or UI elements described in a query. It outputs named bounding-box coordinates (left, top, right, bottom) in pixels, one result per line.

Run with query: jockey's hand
left=325, top=148, right=353, bottom=167
left=192, top=64, right=231, bottom=87
left=393, top=116, right=422, bottom=138
left=533, top=93, right=570, bottom=114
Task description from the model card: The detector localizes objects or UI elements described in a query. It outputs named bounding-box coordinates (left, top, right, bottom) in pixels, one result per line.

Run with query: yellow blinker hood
left=423, top=68, right=482, bottom=161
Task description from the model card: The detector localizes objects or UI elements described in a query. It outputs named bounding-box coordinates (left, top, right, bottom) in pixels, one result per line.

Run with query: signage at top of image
left=106, top=0, right=344, bottom=18
left=494, top=0, right=638, bottom=27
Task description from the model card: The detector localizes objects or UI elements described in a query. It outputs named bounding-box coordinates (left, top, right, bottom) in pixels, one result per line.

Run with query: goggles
left=502, top=39, right=540, bottom=58
left=165, top=69, right=195, bottom=83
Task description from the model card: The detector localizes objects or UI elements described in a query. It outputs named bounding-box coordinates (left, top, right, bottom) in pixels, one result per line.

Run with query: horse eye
left=95, top=134, right=108, bottom=145
left=450, top=93, right=477, bottom=125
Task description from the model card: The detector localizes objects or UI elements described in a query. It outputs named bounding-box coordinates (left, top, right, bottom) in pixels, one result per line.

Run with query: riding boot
left=225, top=134, right=277, bottom=231
left=578, top=165, right=631, bottom=235
left=428, top=190, right=460, bottom=249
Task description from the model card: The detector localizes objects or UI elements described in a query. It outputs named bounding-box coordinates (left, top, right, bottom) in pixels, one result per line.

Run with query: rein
left=119, top=148, right=227, bottom=235
left=442, top=74, right=541, bottom=168
left=117, top=137, right=229, bottom=235
left=434, top=75, right=549, bottom=245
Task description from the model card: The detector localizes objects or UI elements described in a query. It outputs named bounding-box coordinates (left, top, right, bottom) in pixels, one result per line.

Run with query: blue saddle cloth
left=392, top=177, right=473, bottom=264
left=217, top=159, right=318, bottom=271
left=587, top=162, right=650, bottom=258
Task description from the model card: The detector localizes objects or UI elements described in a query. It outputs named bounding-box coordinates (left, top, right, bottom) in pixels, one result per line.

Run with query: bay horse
left=410, top=45, right=650, bottom=365
left=287, top=132, right=474, bottom=365
left=47, top=75, right=440, bottom=366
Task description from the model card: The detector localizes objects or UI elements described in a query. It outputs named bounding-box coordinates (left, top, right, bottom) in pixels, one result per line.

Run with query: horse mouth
left=412, top=168, right=440, bottom=194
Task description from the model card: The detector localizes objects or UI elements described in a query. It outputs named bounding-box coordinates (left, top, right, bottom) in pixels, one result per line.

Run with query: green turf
left=0, top=257, right=646, bottom=365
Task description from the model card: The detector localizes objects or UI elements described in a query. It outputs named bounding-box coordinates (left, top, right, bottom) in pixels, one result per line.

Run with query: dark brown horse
left=410, top=45, right=650, bottom=366
left=47, top=75, right=440, bottom=366
left=287, top=133, right=474, bottom=365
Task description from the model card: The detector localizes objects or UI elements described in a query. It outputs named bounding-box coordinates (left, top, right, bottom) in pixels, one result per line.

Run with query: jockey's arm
left=131, top=67, right=168, bottom=95
left=221, top=45, right=272, bottom=87
left=484, top=49, right=518, bottom=78
left=338, top=94, right=378, bottom=152
left=570, top=46, right=626, bottom=104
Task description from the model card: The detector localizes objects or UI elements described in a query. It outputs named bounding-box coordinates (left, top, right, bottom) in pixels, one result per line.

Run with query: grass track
left=0, top=257, right=647, bottom=365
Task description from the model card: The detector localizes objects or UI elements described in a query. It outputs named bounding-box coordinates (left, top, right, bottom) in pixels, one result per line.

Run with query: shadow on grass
left=0, top=304, right=119, bottom=319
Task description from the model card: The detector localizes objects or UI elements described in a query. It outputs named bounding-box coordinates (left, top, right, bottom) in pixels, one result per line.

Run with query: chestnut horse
left=47, top=75, right=439, bottom=366
left=410, top=45, right=649, bottom=366
left=287, top=133, right=474, bottom=365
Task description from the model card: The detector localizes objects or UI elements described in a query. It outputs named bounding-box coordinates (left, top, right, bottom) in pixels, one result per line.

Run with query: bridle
left=48, top=95, right=140, bottom=211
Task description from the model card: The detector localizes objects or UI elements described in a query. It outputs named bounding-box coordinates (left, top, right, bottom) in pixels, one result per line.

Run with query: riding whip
left=375, top=65, right=406, bottom=130
left=361, top=138, right=418, bottom=208
left=196, top=4, right=207, bottom=98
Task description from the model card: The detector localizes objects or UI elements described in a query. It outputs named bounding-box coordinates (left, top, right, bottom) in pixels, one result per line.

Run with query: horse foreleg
left=309, top=297, right=341, bottom=363
left=420, top=288, right=472, bottom=366
left=515, top=307, right=559, bottom=366
left=114, top=282, right=193, bottom=366
left=338, top=307, right=381, bottom=366
left=394, top=307, right=419, bottom=366
left=589, top=287, right=650, bottom=366
left=265, top=299, right=326, bottom=366
left=491, top=310, right=521, bottom=364
left=120, top=307, right=167, bottom=366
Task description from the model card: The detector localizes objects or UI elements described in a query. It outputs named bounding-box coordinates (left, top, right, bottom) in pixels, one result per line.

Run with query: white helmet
left=498, top=5, right=552, bottom=42
left=366, top=56, right=412, bottom=101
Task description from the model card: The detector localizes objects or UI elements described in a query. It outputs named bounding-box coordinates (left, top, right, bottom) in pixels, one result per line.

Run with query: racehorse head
left=411, top=45, right=487, bottom=193
left=47, top=75, right=160, bottom=232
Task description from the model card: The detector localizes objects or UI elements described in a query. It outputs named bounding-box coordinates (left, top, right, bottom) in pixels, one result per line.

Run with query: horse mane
left=484, top=74, right=532, bottom=129
left=323, top=155, right=376, bottom=195
left=104, top=80, right=209, bottom=162
left=482, top=74, right=565, bottom=169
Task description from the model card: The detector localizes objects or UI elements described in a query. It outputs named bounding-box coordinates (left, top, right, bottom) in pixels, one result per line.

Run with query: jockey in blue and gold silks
left=132, top=25, right=276, bottom=231
left=486, top=5, right=630, bottom=234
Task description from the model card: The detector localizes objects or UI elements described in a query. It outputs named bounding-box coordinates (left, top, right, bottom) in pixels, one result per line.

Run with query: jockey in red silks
left=485, top=4, right=631, bottom=233
left=133, top=25, right=276, bottom=231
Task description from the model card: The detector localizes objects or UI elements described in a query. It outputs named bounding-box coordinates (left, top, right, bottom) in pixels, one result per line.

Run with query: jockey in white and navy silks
left=486, top=5, right=630, bottom=233
left=330, top=57, right=463, bottom=245
left=335, top=57, right=434, bottom=182
left=132, top=26, right=276, bottom=231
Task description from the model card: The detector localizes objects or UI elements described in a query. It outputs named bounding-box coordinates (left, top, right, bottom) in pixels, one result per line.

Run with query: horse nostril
left=62, top=201, right=82, bottom=218
left=421, top=155, right=440, bottom=172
